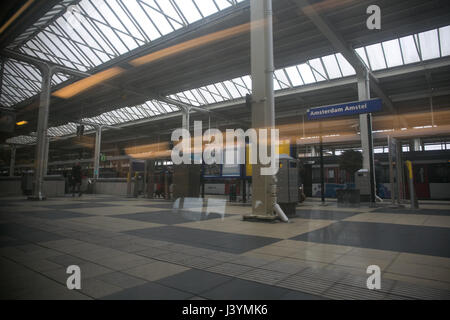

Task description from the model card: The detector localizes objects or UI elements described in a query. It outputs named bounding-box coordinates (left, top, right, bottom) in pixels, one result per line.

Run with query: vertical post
left=358, top=69, right=376, bottom=203
left=31, top=65, right=52, bottom=200
left=164, top=170, right=169, bottom=200
left=242, top=178, right=247, bottom=203
left=43, top=135, right=49, bottom=176
left=388, top=136, right=396, bottom=205
left=144, top=160, right=148, bottom=197
left=319, top=135, right=325, bottom=204
left=9, top=145, right=16, bottom=177
left=127, top=160, right=133, bottom=197
left=395, top=140, right=405, bottom=203
left=413, top=139, right=421, bottom=152
left=181, top=108, right=190, bottom=131
left=0, top=59, right=5, bottom=103
left=405, top=160, right=418, bottom=209
left=94, top=127, right=102, bottom=179
left=248, top=0, right=277, bottom=218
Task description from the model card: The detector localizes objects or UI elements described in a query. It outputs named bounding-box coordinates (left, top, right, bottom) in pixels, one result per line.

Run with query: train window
left=428, top=164, right=450, bottom=183
left=328, top=169, right=335, bottom=179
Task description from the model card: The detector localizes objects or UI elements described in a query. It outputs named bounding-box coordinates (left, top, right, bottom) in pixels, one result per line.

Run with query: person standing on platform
left=72, top=162, right=82, bottom=197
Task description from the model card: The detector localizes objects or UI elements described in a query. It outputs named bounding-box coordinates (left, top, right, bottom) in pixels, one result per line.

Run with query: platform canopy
left=1, top=0, right=450, bottom=146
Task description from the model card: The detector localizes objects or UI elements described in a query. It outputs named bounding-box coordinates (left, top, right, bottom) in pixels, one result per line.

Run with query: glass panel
left=335, top=53, right=356, bottom=76
left=214, top=0, right=232, bottom=10
left=382, top=39, right=403, bottom=68
left=141, top=3, right=174, bottom=36
left=174, top=0, right=202, bottom=24
left=440, top=26, right=450, bottom=56
left=194, top=0, right=219, bottom=17
left=285, top=66, right=303, bottom=86
left=321, top=55, right=342, bottom=79
left=154, top=0, right=185, bottom=27
left=355, top=47, right=370, bottom=69
left=399, top=35, right=421, bottom=64
left=419, top=29, right=440, bottom=60
left=199, top=88, right=216, bottom=104
left=224, top=81, right=242, bottom=99
left=274, top=69, right=291, bottom=87
left=365, top=43, right=387, bottom=70
left=297, top=63, right=316, bottom=84
left=308, top=58, right=327, bottom=81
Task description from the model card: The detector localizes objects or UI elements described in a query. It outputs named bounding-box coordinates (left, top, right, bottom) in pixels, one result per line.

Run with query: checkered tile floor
left=1, top=195, right=450, bottom=300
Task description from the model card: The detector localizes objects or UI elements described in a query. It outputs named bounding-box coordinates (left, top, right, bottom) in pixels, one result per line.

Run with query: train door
left=413, top=164, right=430, bottom=199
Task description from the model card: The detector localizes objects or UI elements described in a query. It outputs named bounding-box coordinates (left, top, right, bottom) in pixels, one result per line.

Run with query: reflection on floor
left=1, top=195, right=450, bottom=300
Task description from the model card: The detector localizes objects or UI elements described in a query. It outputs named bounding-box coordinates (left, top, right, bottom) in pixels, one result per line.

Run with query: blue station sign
left=307, top=98, right=382, bottom=120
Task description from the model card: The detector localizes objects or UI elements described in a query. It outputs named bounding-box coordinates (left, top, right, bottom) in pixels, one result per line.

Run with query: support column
left=30, top=66, right=52, bottom=201
left=413, top=138, right=421, bottom=152
left=127, top=160, right=133, bottom=197
left=181, top=108, right=190, bottom=131
left=9, top=145, right=16, bottom=177
left=43, top=135, right=50, bottom=176
left=94, top=127, right=102, bottom=179
left=248, top=0, right=277, bottom=218
left=358, top=69, right=376, bottom=203
left=319, top=134, right=325, bottom=204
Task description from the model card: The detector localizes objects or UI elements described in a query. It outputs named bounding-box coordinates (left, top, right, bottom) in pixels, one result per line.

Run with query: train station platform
left=1, top=195, right=449, bottom=300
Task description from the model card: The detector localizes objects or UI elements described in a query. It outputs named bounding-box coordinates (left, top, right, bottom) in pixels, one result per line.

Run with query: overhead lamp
left=16, top=121, right=28, bottom=126
left=52, top=67, right=124, bottom=99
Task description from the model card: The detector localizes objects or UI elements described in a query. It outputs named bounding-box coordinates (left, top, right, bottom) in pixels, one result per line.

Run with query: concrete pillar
left=249, top=0, right=277, bottom=218
left=31, top=66, right=52, bottom=200
left=94, top=127, right=102, bottom=179
left=9, top=145, right=16, bottom=177
left=358, top=69, right=376, bottom=203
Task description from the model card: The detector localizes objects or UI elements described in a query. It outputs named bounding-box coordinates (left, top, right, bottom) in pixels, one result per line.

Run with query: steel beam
left=1, top=49, right=90, bottom=79
left=294, top=0, right=405, bottom=126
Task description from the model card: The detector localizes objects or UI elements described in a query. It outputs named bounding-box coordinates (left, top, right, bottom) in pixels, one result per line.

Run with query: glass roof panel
left=195, top=0, right=220, bottom=17
left=419, top=29, right=440, bottom=60
left=335, top=53, right=356, bottom=76
left=308, top=58, right=327, bottom=81
left=297, top=63, right=316, bottom=84
left=285, top=66, right=303, bottom=86
left=355, top=47, right=370, bottom=69
left=382, top=39, right=403, bottom=68
left=440, top=26, right=450, bottom=57
left=399, top=35, right=421, bottom=64
left=173, top=0, right=203, bottom=24
left=365, top=43, right=387, bottom=70
left=214, top=0, right=233, bottom=10
left=274, top=69, right=291, bottom=88
left=321, top=55, right=342, bottom=79
left=223, top=81, right=242, bottom=99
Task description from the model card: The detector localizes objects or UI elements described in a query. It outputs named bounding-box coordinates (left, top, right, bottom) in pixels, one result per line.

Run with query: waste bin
left=87, top=179, right=95, bottom=194
left=355, top=169, right=371, bottom=202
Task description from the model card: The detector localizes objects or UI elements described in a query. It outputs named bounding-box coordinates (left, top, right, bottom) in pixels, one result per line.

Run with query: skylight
left=1, top=0, right=247, bottom=107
